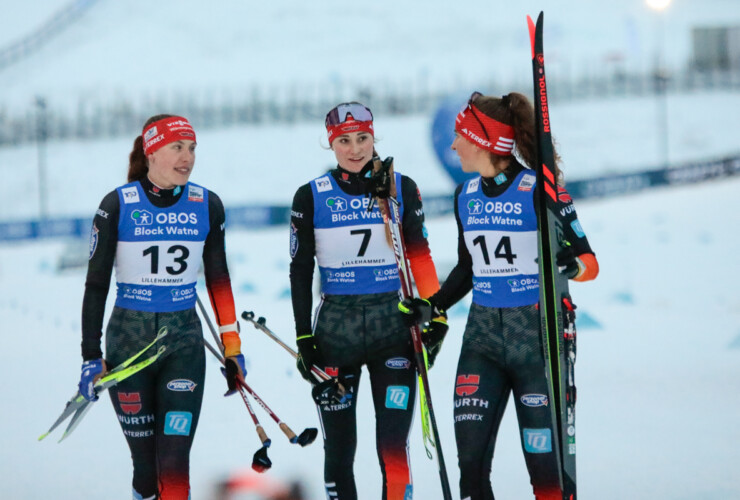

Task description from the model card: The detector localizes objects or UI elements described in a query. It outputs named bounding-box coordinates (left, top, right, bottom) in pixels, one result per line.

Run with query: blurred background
left=1, top=1, right=738, bottom=499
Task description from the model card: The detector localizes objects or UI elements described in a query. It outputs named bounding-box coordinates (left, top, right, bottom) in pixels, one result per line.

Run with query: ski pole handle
left=241, top=311, right=332, bottom=383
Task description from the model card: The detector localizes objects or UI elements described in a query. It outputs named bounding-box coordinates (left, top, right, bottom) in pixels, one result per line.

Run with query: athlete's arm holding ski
left=541, top=186, right=599, bottom=282
left=203, top=191, right=246, bottom=389
left=399, top=174, right=440, bottom=299
left=79, top=190, right=119, bottom=399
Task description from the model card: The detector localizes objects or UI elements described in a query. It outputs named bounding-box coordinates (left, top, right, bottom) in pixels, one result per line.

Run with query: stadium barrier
left=1, top=153, right=737, bottom=243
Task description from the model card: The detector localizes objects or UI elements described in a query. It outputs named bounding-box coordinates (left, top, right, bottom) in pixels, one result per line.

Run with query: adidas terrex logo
left=461, top=128, right=492, bottom=148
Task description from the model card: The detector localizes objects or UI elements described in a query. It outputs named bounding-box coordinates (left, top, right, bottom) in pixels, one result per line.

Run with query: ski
left=528, top=12, right=578, bottom=499
left=40, top=328, right=168, bottom=442
left=370, top=157, right=453, bottom=500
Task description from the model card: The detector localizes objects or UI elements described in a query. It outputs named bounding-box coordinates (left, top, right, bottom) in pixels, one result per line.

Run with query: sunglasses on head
left=465, top=91, right=489, bottom=140
left=325, top=102, right=373, bottom=128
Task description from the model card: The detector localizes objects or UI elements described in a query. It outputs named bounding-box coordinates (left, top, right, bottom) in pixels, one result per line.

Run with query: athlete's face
left=451, top=132, right=490, bottom=174
left=147, top=140, right=196, bottom=189
left=331, top=131, right=374, bottom=173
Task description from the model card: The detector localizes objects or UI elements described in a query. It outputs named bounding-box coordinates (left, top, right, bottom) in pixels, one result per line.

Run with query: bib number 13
left=142, top=245, right=189, bottom=275
left=472, top=235, right=517, bottom=265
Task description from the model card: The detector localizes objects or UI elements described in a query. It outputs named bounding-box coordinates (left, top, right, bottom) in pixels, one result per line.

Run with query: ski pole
left=195, top=297, right=272, bottom=472
left=200, top=336, right=272, bottom=472
left=241, top=311, right=331, bottom=383
left=196, top=297, right=317, bottom=448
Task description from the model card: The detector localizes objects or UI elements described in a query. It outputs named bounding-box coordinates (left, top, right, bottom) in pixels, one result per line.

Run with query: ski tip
left=37, top=432, right=49, bottom=441
left=527, top=15, right=536, bottom=59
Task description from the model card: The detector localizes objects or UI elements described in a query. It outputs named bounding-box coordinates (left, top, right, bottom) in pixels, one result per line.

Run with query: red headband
left=327, top=117, right=374, bottom=145
left=142, top=116, right=197, bottom=155
left=455, top=105, right=515, bottom=155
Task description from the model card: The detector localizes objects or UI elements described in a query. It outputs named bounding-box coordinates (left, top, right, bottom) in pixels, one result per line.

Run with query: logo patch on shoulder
left=122, top=186, right=140, bottom=204
left=518, top=174, right=536, bottom=191
left=466, top=178, right=480, bottom=194
left=315, top=176, right=332, bottom=193
left=188, top=185, right=204, bottom=202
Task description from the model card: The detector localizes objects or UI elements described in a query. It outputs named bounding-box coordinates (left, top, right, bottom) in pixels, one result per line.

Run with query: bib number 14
left=472, top=235, right=517, bottom=265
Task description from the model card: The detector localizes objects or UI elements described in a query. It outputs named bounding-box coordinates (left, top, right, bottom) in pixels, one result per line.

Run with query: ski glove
left=363, top=156, right=394, bottom=199
left=556, top=245, right=581, bottom=279
left=311, top=377, right=352, bottom=406
left=422, top=314, right=448, bottom=368
left=296, top=334, right=323, bottom=384
left=398, top=298, right=449, bottom=367
left=398, top=297, right=435, bottom=327
left=222, top=354, right=247, bottom=396
left=78, top=359, right=105, bottom=402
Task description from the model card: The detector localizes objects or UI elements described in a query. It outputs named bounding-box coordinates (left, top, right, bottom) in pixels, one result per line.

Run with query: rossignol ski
left=528, top=12, right=578, bottom=500
left=370, top=157, right=452, bottom=500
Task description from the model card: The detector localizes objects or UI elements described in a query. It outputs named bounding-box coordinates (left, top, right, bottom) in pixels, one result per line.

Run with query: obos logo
left=326, top=197, right=348, bottom=212
left=467, top=199, right=483, bottom=215
left=131, top=209, right=153, bottom=225
left=507, top=279, right=519, bottom=288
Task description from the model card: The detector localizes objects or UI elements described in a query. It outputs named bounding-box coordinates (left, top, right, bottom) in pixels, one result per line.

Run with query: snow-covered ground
left=1, top=175, right=739, bottom=499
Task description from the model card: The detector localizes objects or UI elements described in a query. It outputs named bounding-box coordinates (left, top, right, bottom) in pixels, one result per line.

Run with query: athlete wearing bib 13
left=399, top=92, right=599, bottom=500
left=78, top=115, right=246, bottom=500
left=289, top=102, right=444, bottom=500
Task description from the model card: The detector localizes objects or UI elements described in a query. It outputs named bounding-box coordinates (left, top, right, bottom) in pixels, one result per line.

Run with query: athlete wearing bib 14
left=289, top=102, right=444, bottom=500
left=78, top=115, right=246, bottom=500
left=400, top=92, right=599, bottom=500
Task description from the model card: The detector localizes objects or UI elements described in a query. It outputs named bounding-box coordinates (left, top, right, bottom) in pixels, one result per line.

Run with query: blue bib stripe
left=458, top=171, right=540, bottom=307
left=114, top=182, right=210, bottom=312
left=311, top=173, right=403, bottom=295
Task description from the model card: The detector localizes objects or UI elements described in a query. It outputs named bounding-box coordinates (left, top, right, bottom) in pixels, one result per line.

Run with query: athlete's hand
left=363, top=156, right=394, bottom=199
left=398, top=298, right=434, bottom=327
left=223, top=354, right=247, bottom=396
left=78, top=359, right=107, bottom=402
left=422, top=313, right=448, bottom=368
left=556, top=246, right=581, bottom=279
left=296, top=334, right=323, bottom=384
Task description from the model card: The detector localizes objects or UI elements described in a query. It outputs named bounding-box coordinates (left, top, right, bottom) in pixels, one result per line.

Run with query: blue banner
left=1, top=155, right=738, bottom=242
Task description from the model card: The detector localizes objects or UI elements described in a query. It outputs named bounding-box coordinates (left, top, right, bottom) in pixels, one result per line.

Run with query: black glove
left=311, top=377, right=353, bottom=406
left=422, top=314, right=448, bottom=368
left=556, top=245, right=580, bottom=279
left=363, top=156, right=394, bottom=199
left=398, top=298, right=434, bottom=327
left=296, top=334, right=322, bottom=383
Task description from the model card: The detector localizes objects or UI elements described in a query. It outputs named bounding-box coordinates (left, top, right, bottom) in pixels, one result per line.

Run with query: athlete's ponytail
left=127, top=114, right=175, bottom=183
left=474, top=93, right=562, bottom=184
